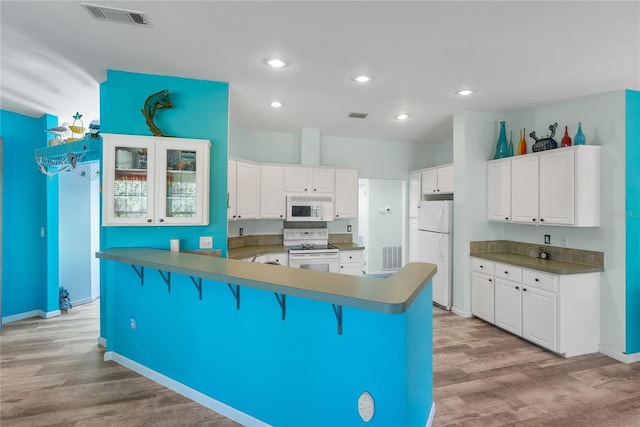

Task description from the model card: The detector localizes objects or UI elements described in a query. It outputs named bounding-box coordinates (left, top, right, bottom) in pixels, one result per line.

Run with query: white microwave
left=286, top=195, right=334, bottom=222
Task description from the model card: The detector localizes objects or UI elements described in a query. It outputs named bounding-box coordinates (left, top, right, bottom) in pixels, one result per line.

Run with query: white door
left=494, top=279, right=523, bottom=336
left=421, top=169, right=438, bottom=195
left=417, top=230, right=451, bottom=308
left=487, top=159, right=511, bottom=222
left=311, top=168, right=335, bottom=193
left=436, top=165, right=454, bottom=193
left=471, top=272, right=494, bottom=323
left=539, top=149, right=574, bottom=225
left=236, top=161, right=259, bottom=219
left=334, top=168, right=358, bottom=219
left=523, top=286, right=557, bottom=351
left=511, top=155, right=539, bottom=224
left=259, top=165, right=285, bottom=219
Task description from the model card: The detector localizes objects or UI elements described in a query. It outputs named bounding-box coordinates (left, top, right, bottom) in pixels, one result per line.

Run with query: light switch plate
left=199, top=236, right=213, bottom=249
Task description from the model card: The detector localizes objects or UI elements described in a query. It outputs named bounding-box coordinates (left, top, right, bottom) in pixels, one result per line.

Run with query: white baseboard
left=104, top=351, right=272, bottom=427
left=2, top=308, right=62, bottom=324
left=426, top=401, right=436, bottom=427
left=71, top=296, right=98, bottom=306
left=97, top=336, right=107, bottom=348
left=598, top=345, right=640, bottom=364
left=451, top=306, right=472, bottom=318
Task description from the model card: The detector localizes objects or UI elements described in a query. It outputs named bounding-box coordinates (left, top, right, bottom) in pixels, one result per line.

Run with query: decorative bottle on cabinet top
left=518, top=128, right=527, bottom=155
left=561, top=126, right=572, bottom=147
left=574, top=122, right=586, bottom=145
left=494, top=121, right=509, bottom=159
left=508, top=130, right=514, bottom=157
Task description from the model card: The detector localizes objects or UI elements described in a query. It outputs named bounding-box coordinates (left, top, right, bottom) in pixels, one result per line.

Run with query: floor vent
left=81, top=3, right=150, bottom=26
left=382, top=246, right=402, bottom=270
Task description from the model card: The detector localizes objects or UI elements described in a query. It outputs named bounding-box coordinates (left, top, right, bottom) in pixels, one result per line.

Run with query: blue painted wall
left=99, top=70, right=229, bottom=338
left=1, top=110, right=57, bottom=317
left=625, top=89, right=640, bottom=353
left=105, top=260, right=433, bottom=426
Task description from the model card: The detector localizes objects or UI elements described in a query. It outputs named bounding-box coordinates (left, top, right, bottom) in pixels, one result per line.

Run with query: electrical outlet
left=560, top=236, right=568, bottom=247
left=347, top=225, right=352, bottom=232
left=544, top=234, right=551, bottom=245
left=40, top=227, right=45, bottom=238
left=239, top=227, right=244, bottom=236
left=130, top=316, right=136, bottom=330
left=199, top=236, right=213, bottom=249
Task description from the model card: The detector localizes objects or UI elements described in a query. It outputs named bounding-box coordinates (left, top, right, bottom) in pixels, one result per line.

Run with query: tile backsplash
left=470, top=240, right=604, bottom=268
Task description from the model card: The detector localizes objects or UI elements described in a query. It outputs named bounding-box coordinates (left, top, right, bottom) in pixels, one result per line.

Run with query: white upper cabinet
left=490, top=146, right=600, bottom=227
left=259, top=165, right=286, bottom=219
left=487, top=159, right=512, bottom=222
left=510, top=155, right=540, bottom=224
left=284, top=166, right=335, bottom=193
left=409, top=171, right=422, bottom=218
left=421, top=164, right=454, bottom=195
left=234, top=160, right=259, bottom=220
left=102, top=133, right=210, bottom=226
left=334, top=168, right=358, bottom=219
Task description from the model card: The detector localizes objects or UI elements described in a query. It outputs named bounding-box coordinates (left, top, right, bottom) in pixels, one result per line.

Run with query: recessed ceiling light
left=456, top=89, right=474, bottom=96
left=270, top=101, right=283, bottom=108
left=354, top=75, right=373, bottom=83
left=395, top=113, right=410, bottom=121
left=265, top=58, right=288, bottom=68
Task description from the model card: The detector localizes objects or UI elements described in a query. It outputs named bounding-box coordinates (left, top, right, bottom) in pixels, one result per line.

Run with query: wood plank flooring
left=0, top=300, right=240, bottom=427
left=2, top=301, right=639, bottom=426
left=433, top=307, right=640, bottom=426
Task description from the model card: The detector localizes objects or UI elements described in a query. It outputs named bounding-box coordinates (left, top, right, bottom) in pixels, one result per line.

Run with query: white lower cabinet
left=340, top=250, right=364, bottom=276
left=470, top=256, right=599, bottom=357
left=470, top=258, right=495, bottom=323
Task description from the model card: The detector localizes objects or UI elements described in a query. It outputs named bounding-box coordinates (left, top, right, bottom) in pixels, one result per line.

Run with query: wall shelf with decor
left=34, top=137, right=102, bottom=178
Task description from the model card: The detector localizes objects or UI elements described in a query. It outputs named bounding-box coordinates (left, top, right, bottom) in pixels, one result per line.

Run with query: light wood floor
left=433, top=307, right=640, bottom=426
left=2, top=301, right=639, bottom=426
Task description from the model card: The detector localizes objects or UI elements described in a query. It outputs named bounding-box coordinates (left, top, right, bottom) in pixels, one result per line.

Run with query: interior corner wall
left=0, top=111, right=54, bottom=318
left=625, top=89, right=640, bottom=354
left=452, top=111, right=506, bottom=314
left=503, top=90, right=627, bottom=354
left=412, top=138, right=454, bottom=170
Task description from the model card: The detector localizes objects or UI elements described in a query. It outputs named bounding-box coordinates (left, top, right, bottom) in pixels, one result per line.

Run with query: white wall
left=503, top=90, right=626, bottom=352
left=452, top=90, right=627, bottom=354
left=59, top=168, right=100, bottom=305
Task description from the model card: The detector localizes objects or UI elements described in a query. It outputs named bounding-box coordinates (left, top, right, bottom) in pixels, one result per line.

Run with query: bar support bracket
left=190, top=276, right=203, bottom=300
left=131, top=265, right=144, bottom=286
left=274, top=293, right=287, bottom=320
left=158, top=271, right=171, bottom=293
left=227, top=283, right=240, bottom=310
left=332, top=304, right=343, bottom=335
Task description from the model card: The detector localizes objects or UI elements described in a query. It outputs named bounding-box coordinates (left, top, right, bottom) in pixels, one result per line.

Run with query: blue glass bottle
left=574, top=122, right=586, bottom=145
left=494, top=121, right=509, bottom=159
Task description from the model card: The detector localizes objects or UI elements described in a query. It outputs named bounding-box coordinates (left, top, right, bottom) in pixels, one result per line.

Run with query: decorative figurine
left=142, top=89, right=173, bottom=136
left=88, top=119, right=101, bottom=138
left=45, top=122, right=69, bottom=145
left=530, top=123, right=558, bottom=152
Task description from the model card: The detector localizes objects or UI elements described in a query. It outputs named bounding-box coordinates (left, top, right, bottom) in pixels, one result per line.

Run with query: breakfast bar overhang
left=97, top=248, right=436, bottom=427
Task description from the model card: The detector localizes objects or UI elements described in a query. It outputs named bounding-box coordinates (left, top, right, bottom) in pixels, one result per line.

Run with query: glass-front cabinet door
left=102, top=134, right=210, bottom=226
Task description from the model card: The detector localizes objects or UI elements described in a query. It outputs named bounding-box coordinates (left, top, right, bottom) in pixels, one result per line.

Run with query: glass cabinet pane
left=165, top=149, right=197, bottom=218
left=113, top=146, right=149, bottom=218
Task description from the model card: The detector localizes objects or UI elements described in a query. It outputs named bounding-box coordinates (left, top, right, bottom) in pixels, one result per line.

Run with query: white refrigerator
left=417, top=200, right=453, bottom=309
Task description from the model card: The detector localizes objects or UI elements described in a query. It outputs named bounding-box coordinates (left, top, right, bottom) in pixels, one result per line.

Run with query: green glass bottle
left=508, top=130, right=514, bottom=157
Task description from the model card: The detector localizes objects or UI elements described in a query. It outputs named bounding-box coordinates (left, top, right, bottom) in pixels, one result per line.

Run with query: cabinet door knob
left=505, top=271, right=508, bottom=274
left=147, top=219, right=152, bottom=223
left=280, top=215, right=283, bottom=218
left=532, top=218, right=537, bottom=222
left=540, top=218, right=545, bottom=222
left=159, top=218, right=164, bottom=223
left=523, top=288, right=527, bottom=291
left=489, top=278, right=492, bottom=282
left=505, top=217, right=509, bottom=220
left=535, top=278, right=539, bottom=282
left=516, top=286, right=519, bottom=290
left=480, top=265, right=484, bottom=268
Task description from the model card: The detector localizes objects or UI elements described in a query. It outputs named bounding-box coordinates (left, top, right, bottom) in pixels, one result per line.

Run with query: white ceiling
left=1, top=1, right=639, bottom=143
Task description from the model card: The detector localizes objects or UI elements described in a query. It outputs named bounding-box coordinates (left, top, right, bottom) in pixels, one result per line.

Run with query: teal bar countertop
left=97, top=247, right=436, bottom=314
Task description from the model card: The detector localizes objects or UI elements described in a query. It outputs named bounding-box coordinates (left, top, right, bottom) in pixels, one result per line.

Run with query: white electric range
left=283, top=228, right=339, bottom=273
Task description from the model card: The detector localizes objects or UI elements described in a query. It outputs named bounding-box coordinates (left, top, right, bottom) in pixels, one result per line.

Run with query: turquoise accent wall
left=625, top=89, right=640, bottom=353
left=0, top=111, right=57, bottom=317
left=105, top=260, right=433, bottom=426
left=99, top=70, right=229, bottom=338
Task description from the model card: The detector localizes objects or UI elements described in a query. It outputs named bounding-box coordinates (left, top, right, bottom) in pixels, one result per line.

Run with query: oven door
left=288, top=251, right=340, bottom=273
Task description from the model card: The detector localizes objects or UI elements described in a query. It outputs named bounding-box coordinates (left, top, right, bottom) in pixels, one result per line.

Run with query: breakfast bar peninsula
left=97, top=247, right=436, bottom=427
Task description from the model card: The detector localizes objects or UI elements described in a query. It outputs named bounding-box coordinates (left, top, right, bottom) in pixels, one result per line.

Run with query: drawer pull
left=489, top=278, right=492, bottom=282
left=523, top=288, right=527, bottom=291
left=515, top=286, right=519, bottom=290
left=505, top=271, right=508, bottom=274
left=535, top=278, right=539, bottom=282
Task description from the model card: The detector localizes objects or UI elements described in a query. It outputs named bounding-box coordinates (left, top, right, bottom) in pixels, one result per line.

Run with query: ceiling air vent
left=81, top=3, right=150, bottom=26
left=348, top=112, right=368, bottom=119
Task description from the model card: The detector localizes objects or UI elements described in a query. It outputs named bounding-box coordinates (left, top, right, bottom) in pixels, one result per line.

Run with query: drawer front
left=495, top=262, right=523, bottom=282
left=523, top=269, right=557, bottom=293
left=340, top=250, right=363, bottom=264
left=471, top=257, right=495, bottom=275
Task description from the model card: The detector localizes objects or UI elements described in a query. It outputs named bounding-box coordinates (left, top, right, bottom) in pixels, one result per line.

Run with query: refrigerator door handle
left=438, top=233, right=445, bottom=258
left=438, top=206, right=444, bottom=231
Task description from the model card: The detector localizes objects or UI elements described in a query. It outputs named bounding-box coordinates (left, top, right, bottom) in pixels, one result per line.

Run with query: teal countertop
left=97, top=247, right=435, bottom=314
